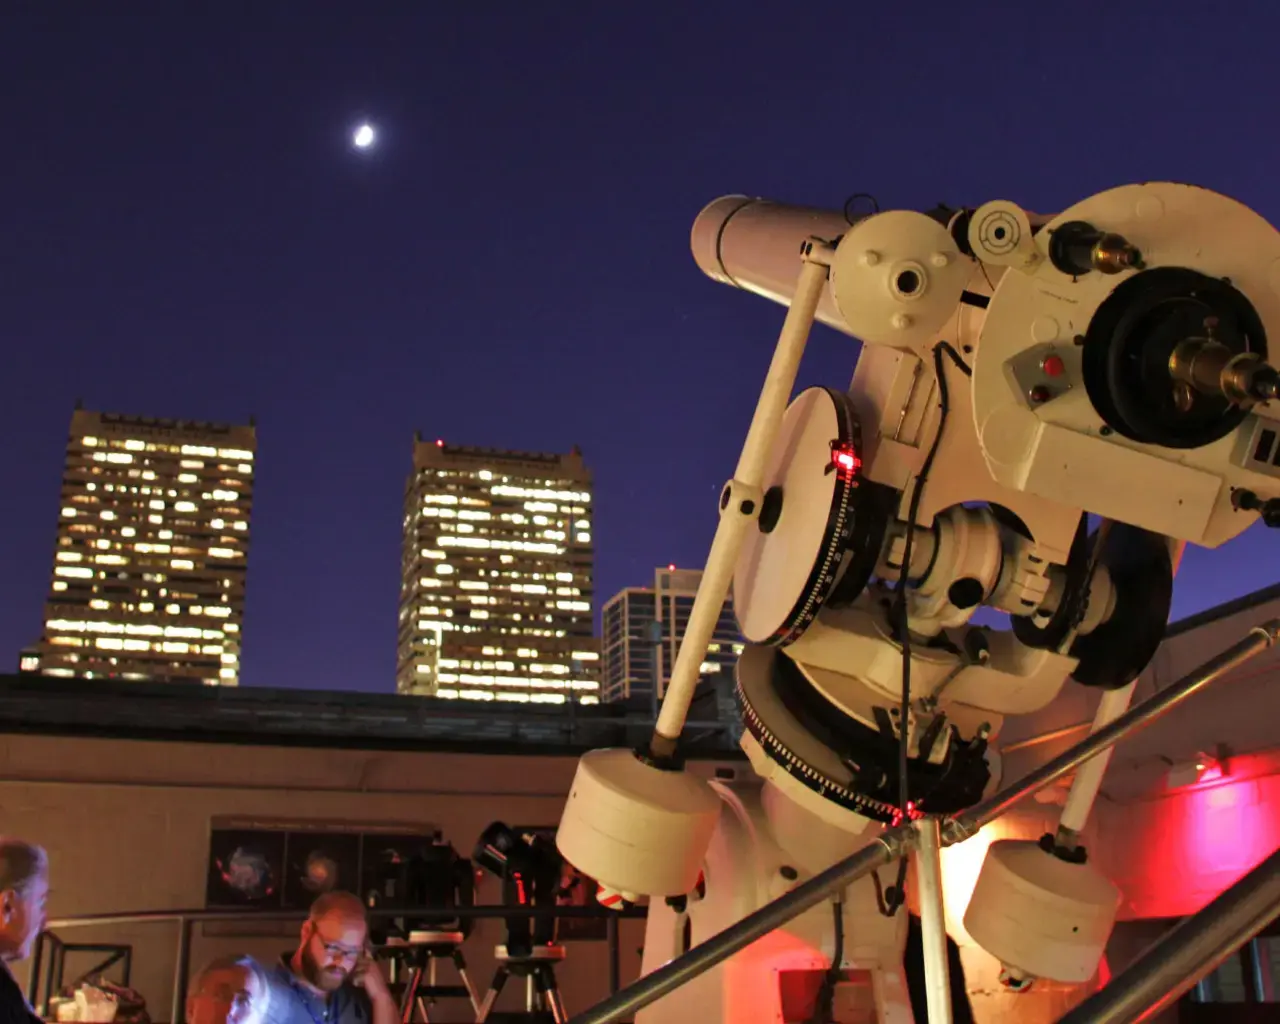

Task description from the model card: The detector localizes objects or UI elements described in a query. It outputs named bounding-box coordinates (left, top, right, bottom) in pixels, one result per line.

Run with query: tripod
left=386, top=931, right=478, bottom=1023
left=475, top=944, right=567, bottom=1023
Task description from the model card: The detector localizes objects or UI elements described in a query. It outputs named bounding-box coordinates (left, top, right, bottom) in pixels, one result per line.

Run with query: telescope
left=365, top=835, right=476, bottom=944
left=553, top=182, right=1280, bottom=1023
left=474, top=822, right=565, bottom=958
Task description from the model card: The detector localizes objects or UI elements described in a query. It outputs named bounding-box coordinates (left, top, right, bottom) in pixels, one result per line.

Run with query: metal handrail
left=1058, top=843, right=1280, bottom=1022
left=31, top=903, right=645, bottom=1024
left=567, top=619, right=1280, bottom=1024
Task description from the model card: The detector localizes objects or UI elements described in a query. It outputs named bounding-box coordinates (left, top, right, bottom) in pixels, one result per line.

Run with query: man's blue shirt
left=263, top=955, right=371, bottom=1024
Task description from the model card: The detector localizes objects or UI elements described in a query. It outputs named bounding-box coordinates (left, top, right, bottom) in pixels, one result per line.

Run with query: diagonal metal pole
left=945, top=621, right=1280, bottom=844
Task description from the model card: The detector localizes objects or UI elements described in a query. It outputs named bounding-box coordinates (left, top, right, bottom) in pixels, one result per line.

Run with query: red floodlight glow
left=435, top=439, right=445, bottom=447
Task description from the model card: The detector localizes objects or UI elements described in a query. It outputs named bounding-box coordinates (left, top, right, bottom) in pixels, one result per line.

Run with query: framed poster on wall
left=206, top=826, right=286, bottom=910
left=205, top=817, right=440, bottom=936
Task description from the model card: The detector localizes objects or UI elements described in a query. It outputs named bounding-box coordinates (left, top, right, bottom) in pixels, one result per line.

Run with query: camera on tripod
left=365, top=833, right=477, bottom=944
left=473, top=822, right=565, bottom=957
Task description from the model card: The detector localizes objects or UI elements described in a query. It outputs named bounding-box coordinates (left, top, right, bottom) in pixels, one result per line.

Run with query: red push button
left=1042, top=354, right=1066, bottom=377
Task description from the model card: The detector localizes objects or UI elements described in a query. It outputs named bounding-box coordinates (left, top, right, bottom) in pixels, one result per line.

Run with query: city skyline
left=19, top=408, right=255, bottom=686
left=3, top=8, right=1277, bottom=693
left=13, top=405, right=716, bottom=700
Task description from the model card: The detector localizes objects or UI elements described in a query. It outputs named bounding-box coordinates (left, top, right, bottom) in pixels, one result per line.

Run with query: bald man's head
left=294, top=891, right=368, bottom=993
left=309, top=891, right=368, bottom=925
left=187, top=956, right=269, bottom=1024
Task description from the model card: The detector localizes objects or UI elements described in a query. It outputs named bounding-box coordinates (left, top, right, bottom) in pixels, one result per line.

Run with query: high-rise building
left=19, top=408, right=256, bottom=686
left=396, top=435, right=599, bottom=704
left=601, top=566, right=743, bottom=707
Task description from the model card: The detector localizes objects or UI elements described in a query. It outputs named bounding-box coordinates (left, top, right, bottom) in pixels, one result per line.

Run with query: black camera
left=473, top=822, right=564, bottom=956
left=366, top=835, right=476, bottom=944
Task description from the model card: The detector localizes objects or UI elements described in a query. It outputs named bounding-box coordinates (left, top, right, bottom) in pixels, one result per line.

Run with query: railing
left=28, top=937, right=132, bottom=1008
left=1058, top=845, right=1280, bottom=1022
left=30, top=903, right=646, bottom=1024
left=567, top=619, right=1280, bottom=1024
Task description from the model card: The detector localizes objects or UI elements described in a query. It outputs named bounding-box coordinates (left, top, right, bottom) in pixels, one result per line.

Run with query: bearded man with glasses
left=265, top=892, right=397, bottom=1024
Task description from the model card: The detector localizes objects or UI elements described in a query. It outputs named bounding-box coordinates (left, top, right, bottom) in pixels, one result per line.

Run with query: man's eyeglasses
left=315, top=935, right=362, bottom=962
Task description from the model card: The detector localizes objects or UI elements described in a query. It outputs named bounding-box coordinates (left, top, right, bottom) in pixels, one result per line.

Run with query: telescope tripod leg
left=534, top=964, right=568, bottom=1024
left=475, top=966, right=509, bottom=1023
left=399, top=967, right=422, bottom=1024
left=399, top=967, right=435, bottom=1024
left=451, top=948, right=478, bottom=1014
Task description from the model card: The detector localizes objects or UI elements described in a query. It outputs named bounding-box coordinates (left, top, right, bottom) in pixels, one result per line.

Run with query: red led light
left=435, top=439, right=445, bottom=447
left=889, top=800, right=924, bottom=827
left=830, top=443, right=861, bottom=479
left=668, top=563, right=676, bottom=571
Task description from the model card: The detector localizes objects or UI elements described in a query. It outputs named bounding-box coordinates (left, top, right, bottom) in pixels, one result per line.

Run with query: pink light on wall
left=1109, top=751, right=1280, bottom=919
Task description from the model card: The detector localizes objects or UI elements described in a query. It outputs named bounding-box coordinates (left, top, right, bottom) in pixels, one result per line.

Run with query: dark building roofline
left=0, top=673, right=741, bottom=760
left=411, top=433, right=586, bottom=465
left=72, top=407, right=255, bottom=435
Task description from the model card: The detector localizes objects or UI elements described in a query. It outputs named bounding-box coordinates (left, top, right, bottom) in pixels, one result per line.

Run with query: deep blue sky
left=3, top=4, right=1278, bottom=692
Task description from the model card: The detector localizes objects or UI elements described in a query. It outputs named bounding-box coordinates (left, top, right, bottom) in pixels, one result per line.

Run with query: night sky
left=3, top=4, right=1278, bottom=693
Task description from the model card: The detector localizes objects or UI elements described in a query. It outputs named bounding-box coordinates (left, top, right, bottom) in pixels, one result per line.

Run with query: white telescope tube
left=691, top=196, right=854, bottom=337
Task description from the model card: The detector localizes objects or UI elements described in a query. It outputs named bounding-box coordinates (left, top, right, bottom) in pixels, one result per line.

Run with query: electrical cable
left=874, top=340, right=971, bottom=917
left=804, top=899, right=845, bottom=1024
